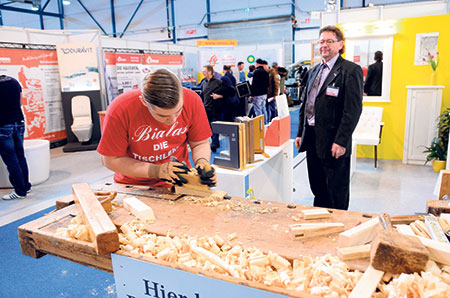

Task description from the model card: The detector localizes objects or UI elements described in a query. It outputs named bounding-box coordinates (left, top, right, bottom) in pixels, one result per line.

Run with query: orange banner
left=196, top=40, right=238, bottom=47
left=143, top=54, right=183, bottom=65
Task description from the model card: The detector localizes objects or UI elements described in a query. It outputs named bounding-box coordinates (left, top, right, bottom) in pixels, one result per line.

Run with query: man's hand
left=195, top=159, right=217, bottom=187
left=295, top=137, right=302, bottom=150
left=331, top=143, right=346, bottom=159
left=157, top=160, right=190, bottom=186
left=211, top=93, right=223, bottom=100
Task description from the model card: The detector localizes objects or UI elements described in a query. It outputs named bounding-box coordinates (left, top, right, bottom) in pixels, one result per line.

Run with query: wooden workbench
left=18, top=182, right=377, bottom=297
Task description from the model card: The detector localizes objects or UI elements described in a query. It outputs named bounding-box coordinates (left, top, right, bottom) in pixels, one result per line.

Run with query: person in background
left=250, top=59, right=269, bottom=123
left=237, top=61, right=246, bottom=83
left=201, top=65, right=234, bottom=152
left=295, top=25, right=363, bottom=210
left=0, top=75, right=31, bottom=200
left=267, top=62, right=280, bottom=122
left=247, top=65, right=256, bottom=84
left=97, top=69, right=216, bottom=188
left=214, top=65, right=238, bottom=122
left=364, top=51, right=383, bottom=96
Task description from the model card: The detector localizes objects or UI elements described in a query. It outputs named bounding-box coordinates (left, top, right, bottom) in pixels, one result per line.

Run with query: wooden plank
left=289, top=223, right=344, bottom=240
left=72, top=183, right=119, bottom=255
left=338, top=217, right=380, bottom=248
left=337, top=244, right=370, bottom=261
left=348, top=265, right=384, bottom=298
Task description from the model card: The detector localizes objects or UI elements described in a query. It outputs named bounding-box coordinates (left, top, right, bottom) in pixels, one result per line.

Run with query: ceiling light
left=63, top=0, right=71, bottom=5
left=31, top=4, right=39, bottom=11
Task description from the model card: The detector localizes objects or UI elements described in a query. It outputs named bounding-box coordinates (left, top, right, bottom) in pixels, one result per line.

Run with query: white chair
left=353, top=106, right=384, bottom=168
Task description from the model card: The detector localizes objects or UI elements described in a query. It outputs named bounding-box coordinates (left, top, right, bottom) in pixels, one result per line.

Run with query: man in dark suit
left=364, top=51, right=383, bottom=96
left=295, top=26, right=363, bottom=210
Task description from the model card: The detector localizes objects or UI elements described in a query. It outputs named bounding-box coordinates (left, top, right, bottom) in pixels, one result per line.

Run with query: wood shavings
left=117, top=218, right=367, bottom=297
left=56, top=216, right=90, bottom=242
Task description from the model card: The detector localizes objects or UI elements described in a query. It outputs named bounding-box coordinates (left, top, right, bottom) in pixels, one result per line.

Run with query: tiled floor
left=0, top=145, right=440, bottom=226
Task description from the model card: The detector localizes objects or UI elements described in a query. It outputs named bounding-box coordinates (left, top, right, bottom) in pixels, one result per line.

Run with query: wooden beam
left=72, top=183, right=119, bottom=255
left=338, top=217, right=379, bottom=248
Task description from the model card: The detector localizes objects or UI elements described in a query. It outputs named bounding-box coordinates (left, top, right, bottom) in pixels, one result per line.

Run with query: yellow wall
left=358, top=14, right=450, bottom=160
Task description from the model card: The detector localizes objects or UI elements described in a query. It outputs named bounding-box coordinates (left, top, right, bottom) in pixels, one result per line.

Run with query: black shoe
left=211, top=145, right=217, bottom=153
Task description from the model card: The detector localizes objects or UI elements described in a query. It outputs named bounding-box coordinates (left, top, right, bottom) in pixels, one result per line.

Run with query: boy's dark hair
left=142, top=69, right=181, bottom=109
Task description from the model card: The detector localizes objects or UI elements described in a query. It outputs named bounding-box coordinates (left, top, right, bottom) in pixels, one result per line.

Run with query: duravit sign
left=60, top=46, right=94, bottom=55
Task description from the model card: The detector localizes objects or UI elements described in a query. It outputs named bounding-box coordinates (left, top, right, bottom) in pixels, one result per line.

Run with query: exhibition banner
left=0, top=47, right=66, bottom=141
left=115, top=52, right=144, bottom=93
left=142, top=53, right=184, bottom=77
left=104, top=51, right=119, bottom=103
left=56, top=42, right=100, bottom=92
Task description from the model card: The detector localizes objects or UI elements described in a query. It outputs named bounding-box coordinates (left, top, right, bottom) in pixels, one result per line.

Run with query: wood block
left=337, top=244, right=371, bottom=261
left=338, top=217, right=379, bottom=248
left=289, top=223, right=344, bottom=240
left=438, top=170, right=450, bottom=199
left=173, top=185, right=214, bottom=197
left=123, top=196, right=155, bottom=222
left=300, top=208, right=331, bottom=220
left=349, top=265, right=384, bottom=298
left=72, top=183, right=119, bottom=255
left=370, top=229, right=429, bottom=274
left=177, top=172, right=210, bottom=190
left=427, top=199, right=450, bottom=216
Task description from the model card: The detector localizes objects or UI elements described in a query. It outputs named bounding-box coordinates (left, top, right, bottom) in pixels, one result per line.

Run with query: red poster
left=144, top=54, right=183, bottom=65
left=0, top=48, right=66, bottom=141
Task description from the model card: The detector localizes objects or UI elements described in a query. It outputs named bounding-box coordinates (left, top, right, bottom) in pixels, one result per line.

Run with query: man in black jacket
left=364, top=51, right=383, bottom=96
left=295, top=26, right=363, bottom=210
left=201, top=65, right=234, bottom=152
left=250, top=59, right=269, bottom=123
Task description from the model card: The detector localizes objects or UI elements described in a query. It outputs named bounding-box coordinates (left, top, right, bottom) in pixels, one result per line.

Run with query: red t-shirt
left=97, top=87, right=211, bottom=186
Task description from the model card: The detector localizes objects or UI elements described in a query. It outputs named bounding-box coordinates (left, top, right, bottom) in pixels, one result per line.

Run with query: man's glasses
left=319, top=39, right=339, bottom=45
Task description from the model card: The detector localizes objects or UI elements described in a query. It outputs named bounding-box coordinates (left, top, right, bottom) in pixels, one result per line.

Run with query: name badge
left=326, top=86, right=339, bottom=97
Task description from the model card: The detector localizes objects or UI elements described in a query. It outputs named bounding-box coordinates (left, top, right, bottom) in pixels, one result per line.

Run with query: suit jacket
left=297, top=55, right=363, bottom=159
left=364, top=61, right=382, bottom=96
